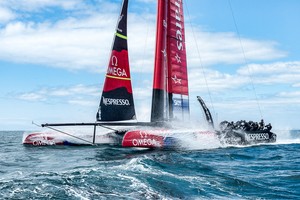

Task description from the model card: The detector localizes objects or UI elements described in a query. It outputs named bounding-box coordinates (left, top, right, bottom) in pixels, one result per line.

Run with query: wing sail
left=151, top=0, right=189, bottom=122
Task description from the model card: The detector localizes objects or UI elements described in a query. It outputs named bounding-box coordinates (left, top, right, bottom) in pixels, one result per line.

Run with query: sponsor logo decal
left=171, top=75, right=182, bottom=84
left=174, top=0, right=183, bottom=51
left=132, top=138, right=159, bottom=147
left=103, top=97, right=130, bottom=106
left=107, top=66, right=128, bottom=77
left=247, top=133, right=269, bottom=141
left=111, top=55, right=118, bottom=66
left=130, top=130, right=163, bottom=147
left=33, top=140, right=56, bottom=146
left=173, top=99, right=182, bottom=106
left=106, top=55, right=128, bottom=78
left=175, top=53, right=181, bottom=63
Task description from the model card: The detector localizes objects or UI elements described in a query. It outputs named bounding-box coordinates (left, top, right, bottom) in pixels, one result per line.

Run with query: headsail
left=151, top=0, right=189, bottom=122
left=97, top=0, right=136, bottom=121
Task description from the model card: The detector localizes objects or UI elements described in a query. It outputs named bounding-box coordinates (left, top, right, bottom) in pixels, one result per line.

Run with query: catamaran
left=23, top=0, right=276, bottom=147
left=23, top=0, right=216, bottom=147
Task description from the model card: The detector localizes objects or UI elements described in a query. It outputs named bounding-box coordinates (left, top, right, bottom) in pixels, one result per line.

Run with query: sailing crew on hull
left=265, top=123, right=272, bottom=131
left=219, top=119, right=272, bottom=132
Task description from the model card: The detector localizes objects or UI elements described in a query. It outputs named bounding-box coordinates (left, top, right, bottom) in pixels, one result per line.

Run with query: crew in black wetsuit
left=259, top=119, right=265, bottom=130
left=244, top=121, right=250, bottom=131
left=265, top=123, right=272, bottom=131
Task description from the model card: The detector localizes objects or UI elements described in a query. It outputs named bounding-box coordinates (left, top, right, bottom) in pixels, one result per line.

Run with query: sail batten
left=97, top=0, right=136, bottom=122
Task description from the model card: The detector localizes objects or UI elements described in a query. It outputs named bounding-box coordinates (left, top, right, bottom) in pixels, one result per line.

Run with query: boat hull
left=218, top=129, right=276, bottom=145
left=22, top=129, right=217, bottom=148
left=122, top=129, right=216, bottom=148
left=22, top=131, right=122, bottom=146
left=23, top=128, right=276, bottom=147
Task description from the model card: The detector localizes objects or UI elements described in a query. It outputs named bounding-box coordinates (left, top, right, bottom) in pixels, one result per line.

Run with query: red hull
left=122, top=129, right=216, bottom=148
left=122, top=130, right=165, bottom=148
left=23, top=132, right=65, bottom=146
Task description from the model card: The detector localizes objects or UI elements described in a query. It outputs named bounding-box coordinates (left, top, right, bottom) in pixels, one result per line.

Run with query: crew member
left=259, top=119, right=265, bottom=130
left=265, top=123, right=272, bottom=131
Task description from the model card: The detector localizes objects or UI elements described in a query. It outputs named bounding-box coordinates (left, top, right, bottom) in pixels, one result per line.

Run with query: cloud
left=1, top=0, right=299, bottom=129
left=52, top=84, right=99, bottom=97
left=238, top=61, right=300, bottom=75
left=236, top=61, right=300, bottom=84
left=278, top=91, right=300, bottom=98
left=0, top=18, right=113, bottom=72
left=186, top=60, right=300, bottom=96
left=68, top=99, right=96, bottom=106
left=0, top=12, right=157, bottom=73
left=18, top=92, right=46, bottom=101
left=189, top=68, right=250, bottom=93
left=185, top=30, right=286, bottom=68
left=17, top=84, right=100, bottom=104
left=292, top=83, right=300, bottom=87
left=0, top=0, right=286, bottom=75
left=1, top=0, right=84, bottom=11
left=0, top=6, right=15, bottom=23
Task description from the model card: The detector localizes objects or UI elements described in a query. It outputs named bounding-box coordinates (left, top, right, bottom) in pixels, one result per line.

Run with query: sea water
left=0, top=131, right=299, bottom=199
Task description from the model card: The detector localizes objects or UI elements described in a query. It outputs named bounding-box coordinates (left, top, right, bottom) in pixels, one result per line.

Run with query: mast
left=97, top=0, right=136, bottom=121
left=151, top=0, right=168, bottom=122
left=151, top=0, right=189, bottom=122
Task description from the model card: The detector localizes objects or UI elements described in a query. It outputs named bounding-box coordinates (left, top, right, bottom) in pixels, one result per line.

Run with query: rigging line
left=32, top=121, right=41, bottom=127
left=135, top=12, right=150, bottom=119
left=140, top=14, right=150, bottom=71
left=228, top=0, right=263, bottom=119
left=44, top=126, right=96, bottom=145
left=183, top=0, right=216, bottom=119
left=97, top=124, right=119, bottom=132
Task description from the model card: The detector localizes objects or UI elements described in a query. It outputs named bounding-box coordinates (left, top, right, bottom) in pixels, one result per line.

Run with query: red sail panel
left=97, top=0, right=136, bottom=121
left=167, top=0, right=188, bottom=96
left=167, top=0, right=189, bottom=120
left=103, top=50, right=132, bottom=93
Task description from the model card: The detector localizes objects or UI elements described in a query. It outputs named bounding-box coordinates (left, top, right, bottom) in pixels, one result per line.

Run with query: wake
left=169, top=128, right=300, bottom=150
left=273, top=129, right=300, bottom=145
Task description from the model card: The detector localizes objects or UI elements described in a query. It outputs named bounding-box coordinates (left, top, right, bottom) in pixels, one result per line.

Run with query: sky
left=0, top=0, right=300, bottom=130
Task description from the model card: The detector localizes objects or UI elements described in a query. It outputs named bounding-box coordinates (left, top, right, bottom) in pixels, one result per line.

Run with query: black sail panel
left=97, top=0, right=136, bottom=121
